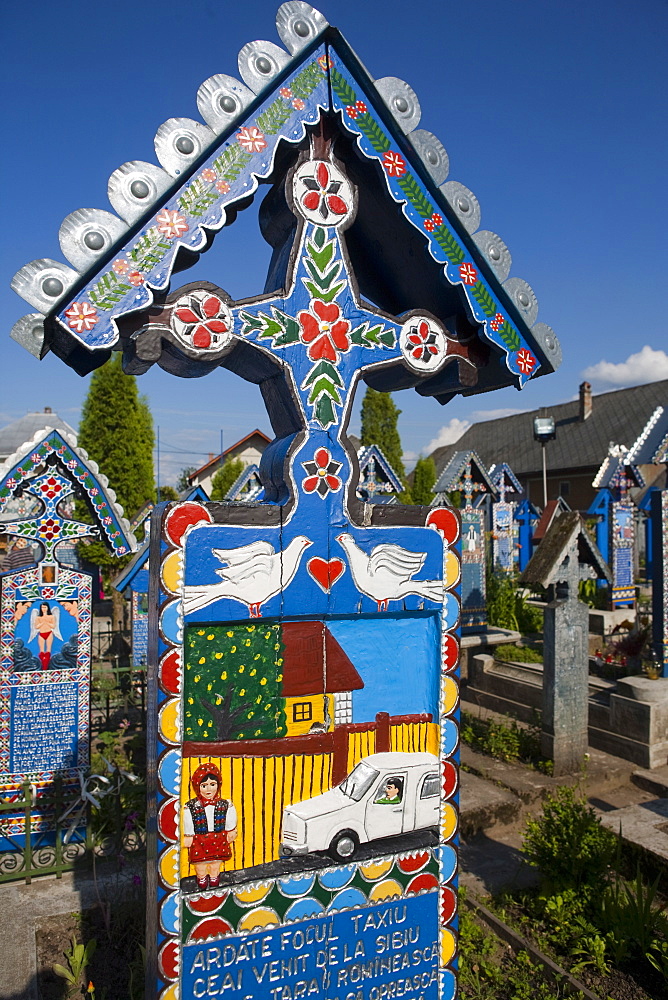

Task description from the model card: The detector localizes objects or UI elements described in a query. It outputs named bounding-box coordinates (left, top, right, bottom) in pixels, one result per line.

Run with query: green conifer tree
left=412, top=456, right=437, bottom=506
left=210, top=458, right=245, bottom=500
left=77, top=354, right=155, bottom=620
left=360, top=387, right=412, bottom=501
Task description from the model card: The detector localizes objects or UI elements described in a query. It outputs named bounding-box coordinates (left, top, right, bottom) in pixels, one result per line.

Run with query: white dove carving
left=336, top=532, right=443, bottom=611
left=183, top=536, right=312, bottom=617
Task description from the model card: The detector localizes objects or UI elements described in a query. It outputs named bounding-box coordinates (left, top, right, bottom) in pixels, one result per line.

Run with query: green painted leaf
left=291, top=61, right=326, bottom=100
left=308, top=376, right=341, bottom=405
left=272, top=315, right=300, bottom=346
left=397, top=174, right=433, bottom=218
left=304, top=258, right=341, bottom=290
left=313, top=227, right=326, bottom=249
left=330, top=69, right=357, bottom=107
left=350, top=326, right=366, bottom=346
left=303, top=360, right=343, bottom=388
left=499, top=321, right=521, bottom=351
left=315, top=393, right=336, bottom=428
left=239, top=311, right=263, bottom=333
left=357, top=113, right=390, bottom=153
left=304, top=280, right=345, bottom=303
left=433, top=226, right=466, bottom=265
left=307, top=240, right=334, bottom=271
left=470, top=282, right=497, bottom=317
left=379, top=330, right=396, bottom=347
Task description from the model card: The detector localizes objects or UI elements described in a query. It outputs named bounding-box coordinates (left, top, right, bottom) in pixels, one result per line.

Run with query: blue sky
left=2, top=0, right=666, bottom=485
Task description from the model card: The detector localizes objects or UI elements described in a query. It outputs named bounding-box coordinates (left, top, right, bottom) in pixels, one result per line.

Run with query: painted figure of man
left=375, top=777, right=404, bottom=804
left=183, top=762, right=238, bottom=890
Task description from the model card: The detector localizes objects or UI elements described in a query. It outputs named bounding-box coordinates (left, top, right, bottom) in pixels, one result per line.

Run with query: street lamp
left=533, top=416, right=556, bottom=508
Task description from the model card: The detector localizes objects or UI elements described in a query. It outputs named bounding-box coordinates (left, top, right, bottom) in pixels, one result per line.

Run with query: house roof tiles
left=430, top=380, right=668, bottom=478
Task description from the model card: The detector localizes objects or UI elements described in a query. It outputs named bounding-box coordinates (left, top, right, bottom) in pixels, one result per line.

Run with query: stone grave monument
left=592, top=445, right=644, bottom=610
left=488, top=461, right=522, bottom=572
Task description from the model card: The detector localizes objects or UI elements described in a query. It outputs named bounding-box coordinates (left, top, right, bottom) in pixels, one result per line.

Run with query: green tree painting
left=184, top=622, right=286, bottom=741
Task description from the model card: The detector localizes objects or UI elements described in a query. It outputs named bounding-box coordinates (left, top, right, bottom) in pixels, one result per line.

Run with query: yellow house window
left=293, top=702, right=312, bottom=723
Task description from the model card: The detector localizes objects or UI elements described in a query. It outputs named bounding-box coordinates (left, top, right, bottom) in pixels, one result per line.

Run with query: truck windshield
left=339, top=762, right=380, bottom=801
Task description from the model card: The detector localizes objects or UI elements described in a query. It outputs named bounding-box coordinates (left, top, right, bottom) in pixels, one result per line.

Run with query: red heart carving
left=307, top=557, right=346, bottom=593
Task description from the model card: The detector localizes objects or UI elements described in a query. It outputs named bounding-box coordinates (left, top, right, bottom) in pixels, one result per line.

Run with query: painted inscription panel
left=0, top=565, right=91, bottom=845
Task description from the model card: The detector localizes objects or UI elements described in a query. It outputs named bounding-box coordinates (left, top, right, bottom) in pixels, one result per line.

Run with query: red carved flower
left=302, top=448, right=343, bottom=496
left=299, top=299, right=350, bottom=362
left=300, top=161, right=349, bottom=220
left=459, top=263, right=478, bottom=285
left=38, top=518, right=61, bottom=541
left=382, top=151, right=406, bottom=177
left=64, top=301, right=98, bottom=333
left=237, top=126, right=267, bottom=153
left=406, top=320, right=441, bottom=363
left=40, top=477, right=63, bottom=500
left=490, top=312, right=504, bottom=332
left=515, top=349, right=537, bottom=374
left=174, top=294, right=230, bottom=350
left=156, top=210, right=189, bottom=239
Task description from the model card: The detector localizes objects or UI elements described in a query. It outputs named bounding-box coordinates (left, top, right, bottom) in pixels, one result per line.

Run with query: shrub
left=523, top=785, right=616, bottom=892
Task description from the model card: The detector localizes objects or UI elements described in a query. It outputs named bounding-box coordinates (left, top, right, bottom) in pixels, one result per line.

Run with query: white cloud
left=582, top=346, right=668, bottom=387
left=469, top=406, right=526, bottom=422
left=425, top=418, right=471, bottom=454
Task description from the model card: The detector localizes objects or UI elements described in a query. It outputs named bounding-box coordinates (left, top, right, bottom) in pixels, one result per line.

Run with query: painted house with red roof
left=280, top=621, right=364, bottom=737
left=187, top=429, right=271, bottom=495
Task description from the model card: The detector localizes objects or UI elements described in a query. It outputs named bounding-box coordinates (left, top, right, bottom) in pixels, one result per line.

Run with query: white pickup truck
left=280, top=752, right=440, bottom=861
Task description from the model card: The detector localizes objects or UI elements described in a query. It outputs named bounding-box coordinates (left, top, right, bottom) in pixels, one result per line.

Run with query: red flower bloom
left=490, top=312, right=504, bottom=331
left=174, top=294, right=230, bottom=350
left=300, top=161, right=349, bottom=220
left=237, top=126, right=267, bottom=153
left=64, top=301, right=98, bottom=333
left=302, top=447, right=343, bottom=497
left=127, top=271, right=144, bottom=286
left=515, top=348, right=537, bottom=374
left=406, top=320, right=441, bottom=363
left=299, top=299, right=350, bottom=362
left=280, top=87, right=293, bottom=99
left=383, top=151, right=406, bottom=177
left=40, top=476, right=63, bottom=499
left=459, top=263, right=478, bottom=285
left=156, top=210, right=189, bottom=239
left=292, top=98, right=305, bottom=110
left=216, top=180, right=231, bottom=194
left=201, top=168, right=217, bottom=183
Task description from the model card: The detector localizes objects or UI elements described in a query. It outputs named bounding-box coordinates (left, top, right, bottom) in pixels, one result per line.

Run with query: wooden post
left=376, top=711, right=391, bottom=752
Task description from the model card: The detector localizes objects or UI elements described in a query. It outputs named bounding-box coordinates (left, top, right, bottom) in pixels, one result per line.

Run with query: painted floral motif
left=64, top=302, right=98, bottom=333
left=382, top=151, right=407, bottom=178
left=215, top=180, right=231, bottom=194
left=128, top=272, right=144, bottom=287
left=345, top=100, right=367, bottom=119
left=156, top=210, right=189, bottom=239
left=458, top=263, right=478, bottom=286
left=172, top=290, right=233, bottom=352
left=301, top=448, right=343, bottom=497
left=515, top=349, right=537, bottom=374
left=298, top=299, right=350, bottom=362
left=112, top=259, right=129, bottom=275
left=292, top=98, right=305, bottom=110
left=424, top=213, right=443, bottom=232
left=40, top=477, right=64, bottom=500
left=400, top=315, right=447, bottom=373
left=490, top=313, right=504, bottom=332
left=316, top=54, right=331, bottom=71
left=237, top=126, right=267, bottom=153
left=201, top=168, right=216, bottom=183
left=298, top=161, right=349, bottom=222
left=37, top=517, right=61, bottom=541
left=280, top=87, right=293, bottom=99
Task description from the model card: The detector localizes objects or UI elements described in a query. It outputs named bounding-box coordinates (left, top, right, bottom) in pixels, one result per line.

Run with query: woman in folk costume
left=183, top=762, right=237, bottom=890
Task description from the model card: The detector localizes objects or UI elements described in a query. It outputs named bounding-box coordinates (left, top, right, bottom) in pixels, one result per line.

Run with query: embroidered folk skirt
left=189, top=831, right=231, bottom=863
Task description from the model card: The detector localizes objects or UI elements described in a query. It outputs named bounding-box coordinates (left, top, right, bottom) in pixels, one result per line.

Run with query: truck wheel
left=329, top=830, right=359, bottom=862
